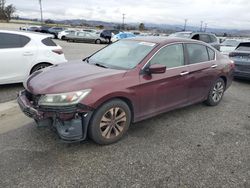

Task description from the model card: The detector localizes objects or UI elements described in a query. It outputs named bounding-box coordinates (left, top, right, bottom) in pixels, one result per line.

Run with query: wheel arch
left=219, top=75, right=227, bottom=87
left=92, top=96, right=135, bottom=123
left=30, top=62, right=52, bottom=75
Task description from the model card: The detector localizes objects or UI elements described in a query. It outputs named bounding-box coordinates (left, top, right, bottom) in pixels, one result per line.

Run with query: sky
left=5, top=0, right=250, bottom=30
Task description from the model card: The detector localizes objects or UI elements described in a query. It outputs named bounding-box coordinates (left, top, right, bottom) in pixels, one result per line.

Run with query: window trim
left=142, top=42, right=217, bottom=71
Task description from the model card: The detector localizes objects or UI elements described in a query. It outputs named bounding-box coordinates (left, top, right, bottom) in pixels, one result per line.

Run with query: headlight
left=38, top=89, right=91, bottom=106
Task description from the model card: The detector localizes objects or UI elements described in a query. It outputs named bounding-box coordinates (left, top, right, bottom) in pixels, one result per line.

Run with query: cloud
left=5, top=0, right=250, bottom=29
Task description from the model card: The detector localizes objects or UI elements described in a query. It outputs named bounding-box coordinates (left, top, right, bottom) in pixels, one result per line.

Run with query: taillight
left=230, top=60, right=235, bottom=69
left=52, top=49, right=63, bottom=55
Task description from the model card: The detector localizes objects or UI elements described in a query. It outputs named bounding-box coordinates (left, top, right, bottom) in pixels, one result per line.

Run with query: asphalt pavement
left=0, top=79, right=249, bottom=187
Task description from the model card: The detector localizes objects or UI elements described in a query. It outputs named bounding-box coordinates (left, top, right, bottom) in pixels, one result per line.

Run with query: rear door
left=185, top=43, right=217, bottom=103
left=0, top=33, right=36, bottom=84
left=139, top=43, right=191, bottom=119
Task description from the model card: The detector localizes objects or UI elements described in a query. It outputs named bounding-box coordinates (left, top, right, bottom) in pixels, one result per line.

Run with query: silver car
left=169, top=32, right=220, bottom=51
left=65, top=31, right=107, bottom=44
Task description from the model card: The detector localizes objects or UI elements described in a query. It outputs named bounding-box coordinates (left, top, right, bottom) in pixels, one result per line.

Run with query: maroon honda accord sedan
left=18, top=37, right=234, bottom=144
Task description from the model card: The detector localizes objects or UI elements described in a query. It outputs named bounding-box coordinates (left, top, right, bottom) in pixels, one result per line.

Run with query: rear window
left=200, top=34, right=211, bottom=43
left=186, top=43, right=209, bottom=64
left=209, top=35, right=217, bottom=43
left=41, top=37, right=57, bottom=46
left=236, top=43, right=250, bottom=51
left=0, top=33, right=30, bottom=49
left=207, top=47, right=215, bottom=60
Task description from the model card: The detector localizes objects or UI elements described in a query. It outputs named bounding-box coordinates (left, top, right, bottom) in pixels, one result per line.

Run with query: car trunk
left=229, top=51, right=250, bottom=73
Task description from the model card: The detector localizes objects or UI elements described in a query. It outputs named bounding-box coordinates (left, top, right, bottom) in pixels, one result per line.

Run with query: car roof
left=126, top=36, right=202, bottom=45
left=0, top=29, right=53, bottom=39
left=175, top=31, right=216, bottom=36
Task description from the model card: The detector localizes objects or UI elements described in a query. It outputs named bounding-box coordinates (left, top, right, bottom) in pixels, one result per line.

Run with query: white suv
left=0, top=30, right=67, bottom=84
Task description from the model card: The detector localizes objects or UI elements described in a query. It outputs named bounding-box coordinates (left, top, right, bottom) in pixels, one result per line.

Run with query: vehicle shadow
left=233, top=78, right=250, bottom=84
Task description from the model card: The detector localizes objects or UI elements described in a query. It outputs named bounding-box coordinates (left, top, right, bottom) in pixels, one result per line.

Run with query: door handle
left=211, top=64, right=218, bottom=68
left=180, top=71, right=189, bottom=76
left=23, top=52, right=33, bottom=56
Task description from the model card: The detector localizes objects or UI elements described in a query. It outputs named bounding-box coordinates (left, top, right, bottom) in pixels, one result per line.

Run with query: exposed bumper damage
left=17, top=90, right=93, bottom=142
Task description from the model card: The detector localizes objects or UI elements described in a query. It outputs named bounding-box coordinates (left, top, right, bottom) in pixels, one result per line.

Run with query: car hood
left=25, top=60, right=127, bottom=95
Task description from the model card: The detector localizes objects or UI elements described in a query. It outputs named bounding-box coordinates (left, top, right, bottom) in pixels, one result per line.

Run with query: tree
left=139, top=23, right=145, bottom=31
left=0, top=0, right=16, bottom=22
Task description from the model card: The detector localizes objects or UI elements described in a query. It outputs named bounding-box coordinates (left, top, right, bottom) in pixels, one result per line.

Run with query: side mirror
left=146, top=64, right=166, bottom=74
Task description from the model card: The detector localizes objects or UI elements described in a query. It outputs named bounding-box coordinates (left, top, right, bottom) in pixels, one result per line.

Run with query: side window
left=192, top=34, right=199, bottom=40
left=207, top=47, right=215, bottom=60
left=200, top=34, right=211, bottom=43
left=186, top=43, right=209, bottom=64
left=209, top=35, right=217, bottom=43
left=0, top=33, right=30, bottom=49
left=150, top=44, right=184, bottom=68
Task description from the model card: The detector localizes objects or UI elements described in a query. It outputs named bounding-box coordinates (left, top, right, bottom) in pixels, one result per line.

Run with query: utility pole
left=200, top=21, right=203, bottom=32
left=204, top=23, right=208, bottom=32
left=122, top=13, right=125, bottom=30
left=39, top=0, right=43, bottom=24
left=184, top=19, right=188, bottom=31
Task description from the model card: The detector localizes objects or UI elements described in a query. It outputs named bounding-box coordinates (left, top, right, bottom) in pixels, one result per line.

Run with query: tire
left=205, top=78, right=225, bottom=106
left=61, top=36, right=65, bottom=40
left=95, top=39, right=101, bottom=44
left=89, top=99, right=131, bottom=145
left=31, top=63, right=51, bottom=74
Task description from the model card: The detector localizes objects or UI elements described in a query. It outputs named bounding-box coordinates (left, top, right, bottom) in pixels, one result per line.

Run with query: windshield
left=88, top=40, right=156, bottom=69
left=169, top=32, right=192, bottom=38
left=221, top=39, right=239, bottom=47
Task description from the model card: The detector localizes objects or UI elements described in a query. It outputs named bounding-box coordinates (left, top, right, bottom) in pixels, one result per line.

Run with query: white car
left=58, top=29, right=76, bottom=40
left=0, top=30, right=67, bottom=85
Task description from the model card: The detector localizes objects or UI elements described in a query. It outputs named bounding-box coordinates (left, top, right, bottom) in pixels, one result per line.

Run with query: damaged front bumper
left=17, top=90, right=93, bottom=142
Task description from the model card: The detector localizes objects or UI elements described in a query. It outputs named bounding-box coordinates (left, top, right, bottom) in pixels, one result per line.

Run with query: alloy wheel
left=212, top=81, right=224, bottom=103
left=100, top=107, right=127, bottom=139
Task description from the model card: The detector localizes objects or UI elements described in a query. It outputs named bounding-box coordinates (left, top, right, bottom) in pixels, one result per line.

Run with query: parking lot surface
left=0, top=78, right=250, bottom=187
left=0, top=40, right=104, bottom=103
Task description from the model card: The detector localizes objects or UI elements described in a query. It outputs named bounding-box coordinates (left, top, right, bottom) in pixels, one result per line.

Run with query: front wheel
left=95, top=39, right=101, bottom=44
left=88, top=99, right=131, bottom=145
left=205, top=78, right=225, bottom=106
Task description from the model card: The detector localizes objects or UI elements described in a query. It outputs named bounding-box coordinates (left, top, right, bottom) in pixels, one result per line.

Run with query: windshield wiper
left=94, top=63, right=108, bottom=68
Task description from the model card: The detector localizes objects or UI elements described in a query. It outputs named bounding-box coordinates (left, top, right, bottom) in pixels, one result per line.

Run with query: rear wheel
left=89, top=99, right=131, bottom=145
left=31, top=63, right=51, bottom=74
left=205, top=78, right=225, bottom=106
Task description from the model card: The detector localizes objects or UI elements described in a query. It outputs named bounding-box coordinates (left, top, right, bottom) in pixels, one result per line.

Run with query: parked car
left=169, top=32, right=220, bottom=51
left=39, top=26, right=51, bottom=34
left=0, top=30, right=67, bottom=84
left=111, top=32, right=136, bottom=43
left=17, top=37, right=234, bottom=144
left=100, top=29, right=119, bottom=43
left=20, top=25, right=41, bottom=32
left=220, top=39, right=240, bottom=55
left=229, top=42, right=250, bottom=79
left=58, top=29, right=76, bottom=40
left=65, top=31, right=107, bottom=44
left=48, top=27, right=65, bottom=38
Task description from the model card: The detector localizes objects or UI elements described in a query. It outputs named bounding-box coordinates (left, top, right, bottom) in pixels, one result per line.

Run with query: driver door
left=138, top=44, right=191, bottom=119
